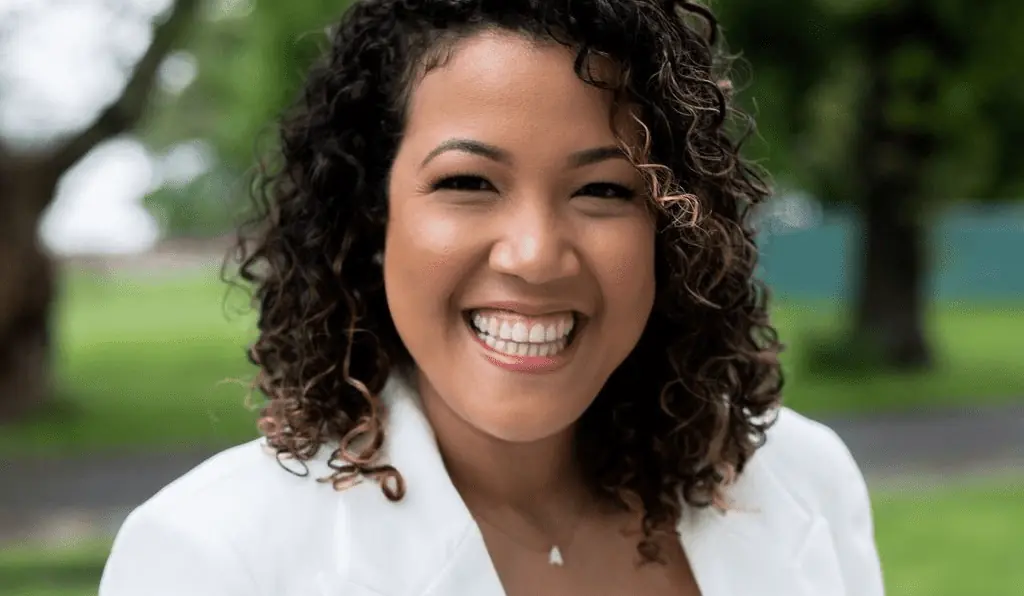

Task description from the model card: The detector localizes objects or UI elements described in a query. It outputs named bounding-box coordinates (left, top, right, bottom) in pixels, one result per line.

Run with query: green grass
left=775, top=302, right=1024, bottom=414
left=0, top=269, right=1022, bottom=456
left=872, top=480, right=1024, bottom=595
left=0, top=269, right=260, bottom=456
left=2, top=481, right=1021, bottom=596
left=0, top=539, right=110, bottom=596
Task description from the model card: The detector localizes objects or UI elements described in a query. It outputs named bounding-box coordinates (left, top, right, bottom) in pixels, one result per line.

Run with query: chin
left=409, top=313, right=626, bottom=445
left=456, top=385, right=589, bottom=443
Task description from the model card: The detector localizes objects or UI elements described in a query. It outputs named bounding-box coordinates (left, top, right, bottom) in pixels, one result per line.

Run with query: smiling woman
left=385, top=32, right=656, bottom=448
left=98, top=2, right=884, bottom=595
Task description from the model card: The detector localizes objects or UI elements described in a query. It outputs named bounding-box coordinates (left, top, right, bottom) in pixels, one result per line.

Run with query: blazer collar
left=678, top=456, right=829, bottom=595
left=322, top=375, right=837, bottom=596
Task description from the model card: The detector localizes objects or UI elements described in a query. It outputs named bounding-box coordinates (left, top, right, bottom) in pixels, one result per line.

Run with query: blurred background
left=0, top=0, right=1021, bottom=594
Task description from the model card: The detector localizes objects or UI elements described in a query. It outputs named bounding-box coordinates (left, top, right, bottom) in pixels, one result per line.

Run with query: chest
left=479, top=519, right=702, bottom=596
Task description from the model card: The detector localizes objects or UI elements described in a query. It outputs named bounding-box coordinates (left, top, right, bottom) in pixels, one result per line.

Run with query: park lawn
left=1, top=480, right=1021, bottom=596
left=0, top=538, right=111, bottom=596
left=773, top=301, right=1024, bottom=414
left=872, top=479, right=1024, bottom=595
left=0, top=269, right=1022, bottom=456
left=0, top=269, right=260, bottom=456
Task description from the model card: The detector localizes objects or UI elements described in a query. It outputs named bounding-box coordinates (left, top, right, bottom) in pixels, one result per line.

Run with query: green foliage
left=142, top=167, right=248, bottom=237
left=717, top=0, right=1024, bottom=202
left=148, top=0, right=351, bottom=169
left=135, top=0, right=1024, bottom=234
left=140, top=0, right=353, bottom=235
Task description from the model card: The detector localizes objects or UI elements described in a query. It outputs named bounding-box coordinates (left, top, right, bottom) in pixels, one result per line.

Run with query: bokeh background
left=0, top=1, right=1022, bottom=594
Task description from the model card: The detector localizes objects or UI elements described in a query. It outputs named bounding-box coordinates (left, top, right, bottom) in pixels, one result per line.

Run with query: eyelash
left=431, top=175, right=495, bottom=193
left=430, top=175, right=636, bottom=201
left=577, top=182, right=636, bottom=201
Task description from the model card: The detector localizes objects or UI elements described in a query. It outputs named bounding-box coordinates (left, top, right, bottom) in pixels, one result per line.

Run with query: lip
left=464, top=310, right=584, bottom=375
left=465, top=300, right=586, bottom=318
left=470, top=332, right=577, bottom=374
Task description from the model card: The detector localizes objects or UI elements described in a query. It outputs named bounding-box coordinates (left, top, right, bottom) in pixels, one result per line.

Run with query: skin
left=384, top=30, right=698, bottom=594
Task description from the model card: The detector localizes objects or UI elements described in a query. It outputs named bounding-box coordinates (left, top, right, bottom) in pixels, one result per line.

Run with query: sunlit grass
left=0, top=269, right=259, bottom=456
left=0, top=269, right=1022, bottom=456
left=2, top=481, right=1021, bottom=596
left=872, top=480, right=1024, bottom=595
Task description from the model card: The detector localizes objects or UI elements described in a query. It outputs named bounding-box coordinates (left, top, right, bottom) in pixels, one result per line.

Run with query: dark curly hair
left=230, top=0, right=783, bottom=564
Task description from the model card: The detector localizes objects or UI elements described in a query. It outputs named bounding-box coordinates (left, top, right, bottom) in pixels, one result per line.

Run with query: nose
left=488, top=202, right=581, bottom=284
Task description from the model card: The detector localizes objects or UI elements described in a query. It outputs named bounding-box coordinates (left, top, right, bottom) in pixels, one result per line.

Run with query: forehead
left=402, top=30, right=637, bottom=152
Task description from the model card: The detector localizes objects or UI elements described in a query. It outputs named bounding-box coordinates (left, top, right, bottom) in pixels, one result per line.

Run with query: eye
left=575, top=182, right=636, bottom=201
left=431, top=175, right=496, bottom=193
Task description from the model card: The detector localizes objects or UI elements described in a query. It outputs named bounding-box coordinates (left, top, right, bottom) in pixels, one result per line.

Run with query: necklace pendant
left=548, top=546, right=564, bottom=567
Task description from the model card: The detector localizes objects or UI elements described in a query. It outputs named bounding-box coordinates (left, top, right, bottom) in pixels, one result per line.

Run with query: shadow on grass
left=0, top=392, right=86, bottom=424
left=798, top=330, right=936, bottom=378
left=0, top=393, right=87, bottom=446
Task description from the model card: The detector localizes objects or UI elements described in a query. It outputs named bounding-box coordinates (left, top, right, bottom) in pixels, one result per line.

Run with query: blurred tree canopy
left=140, top=0, right=352, bottom=236
left=145, top=0, right=1024, bottom=370
left=718, top=0, right=1024, bottom=202
left=716, top=0, right=1024, bottom=369
left=2, top=0, right=1023, bottom=420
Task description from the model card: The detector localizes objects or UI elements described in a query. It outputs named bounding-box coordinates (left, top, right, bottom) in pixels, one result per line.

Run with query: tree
left=139, top=0, right=352, bottom=238
left=0, top=0, right=201, bottom=421
left=717, top=0, right=1024, bottom=369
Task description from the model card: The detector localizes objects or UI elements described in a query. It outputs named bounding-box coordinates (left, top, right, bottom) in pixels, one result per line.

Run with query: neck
left=416, top=377, right=585, bottom=512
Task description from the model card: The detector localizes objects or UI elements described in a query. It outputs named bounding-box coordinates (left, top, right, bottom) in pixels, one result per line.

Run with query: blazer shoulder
left=123, top=439, right=344, bottom=554
left=751, top=411, right=885, bottom=595
left=140, top=440, right=318, bottom=510
left=103, top=439, right=351, bottom=595
left=102, top=440, right=348, bottom=595
left=755, top=407, right=867, bottom=510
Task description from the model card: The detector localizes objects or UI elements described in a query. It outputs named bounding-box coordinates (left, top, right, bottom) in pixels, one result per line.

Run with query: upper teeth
left=470, top=311, right=574, bottom=344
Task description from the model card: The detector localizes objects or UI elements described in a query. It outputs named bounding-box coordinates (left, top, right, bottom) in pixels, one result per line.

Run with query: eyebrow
left=568, top=145, right=628, bottom=168
left=420, top=139, right=509, bottom=168
left=419, top=138, right=628, bottom=169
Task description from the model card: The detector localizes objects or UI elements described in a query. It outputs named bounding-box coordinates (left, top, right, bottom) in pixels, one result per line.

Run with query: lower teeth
left=476, top=332, right=567, bottom=357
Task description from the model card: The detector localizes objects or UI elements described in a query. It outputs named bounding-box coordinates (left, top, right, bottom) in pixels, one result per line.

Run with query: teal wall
left=757, top=205, right=1024, bottom=300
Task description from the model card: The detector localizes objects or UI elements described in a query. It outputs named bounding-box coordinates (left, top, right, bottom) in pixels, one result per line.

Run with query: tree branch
left=46, top=0, right=202, bottom=182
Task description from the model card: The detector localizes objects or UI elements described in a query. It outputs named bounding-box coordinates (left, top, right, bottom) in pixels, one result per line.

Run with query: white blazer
left=99, top=377, right=885, bottom=596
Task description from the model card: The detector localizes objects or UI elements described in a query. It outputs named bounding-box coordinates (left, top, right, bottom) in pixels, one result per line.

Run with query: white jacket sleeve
left=823, top=430, right=886, bottom=596
left=99, top=504, right=257, bottom=596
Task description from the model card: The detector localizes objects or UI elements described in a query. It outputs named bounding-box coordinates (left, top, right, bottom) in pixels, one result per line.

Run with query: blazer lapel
left=679, top=452, right=848, bottom=596
left=417, top=523, right=507, bottom=596
left=323, top=374, right=506, bottom=596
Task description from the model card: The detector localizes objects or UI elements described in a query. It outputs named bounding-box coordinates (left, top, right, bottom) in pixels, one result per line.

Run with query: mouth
left=463, top=308, right=581, bottom=361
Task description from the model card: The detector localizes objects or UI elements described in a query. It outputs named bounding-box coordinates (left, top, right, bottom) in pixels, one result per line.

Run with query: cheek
left=383, top=199, right=481, bottom=337
left=385, top=204, right=460, bottom=283
left=592, top=218, right=657, bottom=324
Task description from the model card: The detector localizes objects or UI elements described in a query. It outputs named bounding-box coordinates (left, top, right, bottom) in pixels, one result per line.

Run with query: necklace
left=470, top=497, right=589, bottom=568
left=548, top=545, right=565, bottom=567
left=473, top=512, right=575, bottom=567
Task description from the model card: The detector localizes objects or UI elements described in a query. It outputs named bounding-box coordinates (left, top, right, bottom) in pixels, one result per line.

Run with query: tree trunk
left=854, top=184, right=932, bottom=369
left=850, top=6, right=946, bottom=370
left=0, top=162, right=58, bottom=422
left=0, top=244, right=54, bottom=422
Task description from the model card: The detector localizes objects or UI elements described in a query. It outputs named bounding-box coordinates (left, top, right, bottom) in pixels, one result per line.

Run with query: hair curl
left=230, top=0, right=783, bottom=564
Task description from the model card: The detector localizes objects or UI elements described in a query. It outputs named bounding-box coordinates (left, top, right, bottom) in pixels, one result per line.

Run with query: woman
left=100, top=0, right=884, bottom=594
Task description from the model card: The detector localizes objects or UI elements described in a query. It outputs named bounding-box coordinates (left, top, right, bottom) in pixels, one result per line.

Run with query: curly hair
left=230, top=0, right=783, bottom=564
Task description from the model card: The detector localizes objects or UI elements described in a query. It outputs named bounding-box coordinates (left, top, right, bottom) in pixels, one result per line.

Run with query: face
left=384, top=30, right=656, bottom=443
